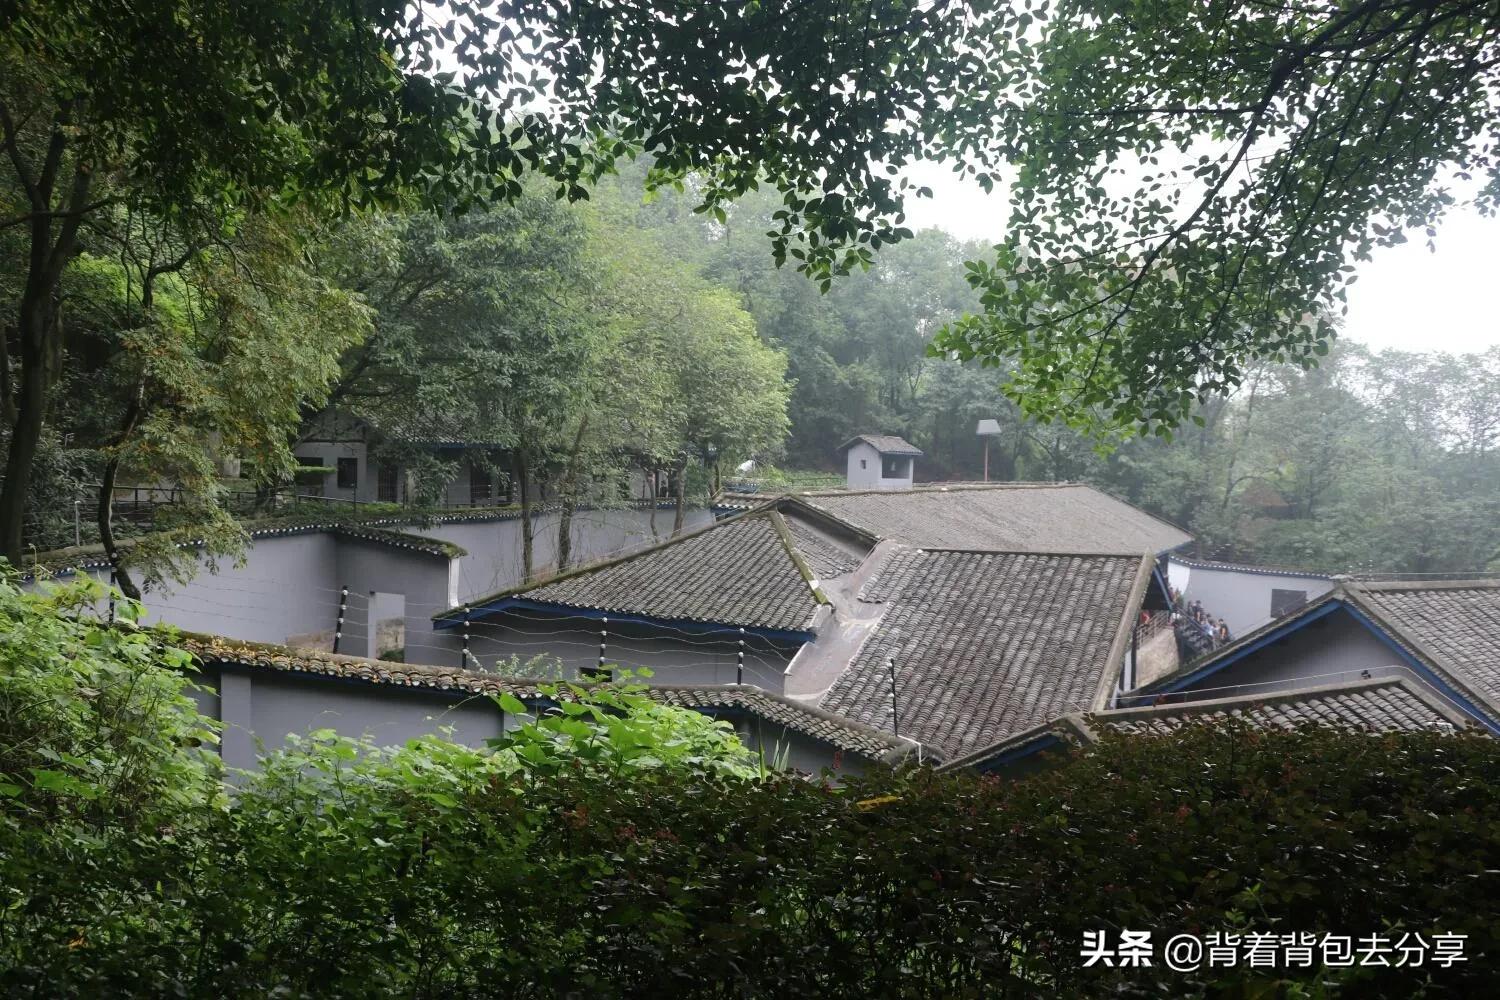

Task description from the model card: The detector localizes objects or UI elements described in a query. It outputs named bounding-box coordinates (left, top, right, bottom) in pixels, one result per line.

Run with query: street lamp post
left=975, top=419, right=1002, bottom=482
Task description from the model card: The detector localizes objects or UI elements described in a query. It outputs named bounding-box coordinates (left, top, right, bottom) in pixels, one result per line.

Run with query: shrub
left=167, top=722, right=1497, bottom=998
left=0, top=576, right=221, bottom=992
left=1, top=581, right=1495, bottom=996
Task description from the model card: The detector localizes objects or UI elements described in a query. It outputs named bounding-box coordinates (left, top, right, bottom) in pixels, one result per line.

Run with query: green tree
left=933, top=0, right=1500, bottom=437
left=1, top=0, right=1019, bottom=562
left=65, top=211, right=368, bottom=596
left=592, top=221, right=791, bottom=531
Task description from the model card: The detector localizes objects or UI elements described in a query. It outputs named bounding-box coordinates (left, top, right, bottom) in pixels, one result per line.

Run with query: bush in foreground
left=1, top=578, right=1496, bottom=996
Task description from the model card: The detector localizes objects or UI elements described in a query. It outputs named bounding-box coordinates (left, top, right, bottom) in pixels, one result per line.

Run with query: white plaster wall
left=23, top=531, right=456, bottom=655
left=202, top=666, right=510, bottom=773
left=24, top=507, right=712, bottom=661
left=293, top=439, right=384, bottom=503
left=121, top=532, right=342, bottom=644
left=245, top=673, right=506, bottom=754
left=1166, top=559, right=1190, bottom=596
left=729, top=718, right=872, bottom=779
left=423, top=615, right=799, bottom=692
left=196, top=664, right=855, bottom=778
left=331, top=538, right=454, bottom=659
left=843, top=441, right=914, bottom=491
left=407, top=507, right=715, bottom=606
left=1172, top=609, right=1406, bottom=700
left=845, top=441, right=882, bottom=489
left=1176, top=561, right=1335, bottom=636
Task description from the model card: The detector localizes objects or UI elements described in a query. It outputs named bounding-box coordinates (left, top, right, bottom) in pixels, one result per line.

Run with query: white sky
left=899, top=162, right=1500, bottom=356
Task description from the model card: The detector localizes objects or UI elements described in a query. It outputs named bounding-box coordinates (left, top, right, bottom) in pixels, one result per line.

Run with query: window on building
left=1270, top=588, right=1308, bottom=618
left=376, top=463, right=399, bottom=503
left=469, top=461, right=492, bottom=506
left=881, top=455, right=909, bottom=479
left=860, top=458, right=867, bottom=470
left=336, top=457, right=358, bottom=490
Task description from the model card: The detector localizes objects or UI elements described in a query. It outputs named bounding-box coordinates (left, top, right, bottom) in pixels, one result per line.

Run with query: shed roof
left=441, top=508, right=827, bottom=635
left=939, top=674, right=1473, bottom=772
left=837, top=434, right=923, bottom=457
left=179, top=633, right=908, bottom=761
left=820, top=548, right=1152, bottom=759
left=1347, top=580, right=1500, bottom=716
left=1131, top=579, right=1500, bottom=729
left=797, top=483, right=1192, bottom=555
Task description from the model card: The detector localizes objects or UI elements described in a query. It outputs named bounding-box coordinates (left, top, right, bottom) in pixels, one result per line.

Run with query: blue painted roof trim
left=1151, top=563, right=1171, bottom=603
left=1155, top=600, right=1345, bottom=693
left=1153, top=598, right=1500, bottom=735
left=436, top=595, right=817, bottom=646
left=973, top=732, right=1070, bottom=773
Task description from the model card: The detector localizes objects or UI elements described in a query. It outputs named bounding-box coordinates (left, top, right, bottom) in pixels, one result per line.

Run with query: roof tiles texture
left=940, top=676, right=1469, bottom=772
left=521, top=514, right=821, bottom=632
left=782, top=516, right=867, bottom=579
left=181, top=635, right=899, bottom=759
left=1353, top=584, right=1500, bottom=706
left=652, top=686, right=907, bottom=760
left=800, top=484, right=1191, bottom=554
left=821, top=549, right=1141, bottom=758
left=1103, top=680, right=1460, bottom=736
left=840, top=434, right=922, bottom=456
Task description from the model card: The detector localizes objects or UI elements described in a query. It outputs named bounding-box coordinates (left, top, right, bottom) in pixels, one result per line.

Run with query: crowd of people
left=1164, top=583, right=1233, bottom=649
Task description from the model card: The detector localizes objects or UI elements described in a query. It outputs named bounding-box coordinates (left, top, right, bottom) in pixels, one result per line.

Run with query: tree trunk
left=0, top=333, right=50, bottom=562
left=97, top=460, right=141, bottom=600
left=513, top=447, right=534, bottom=580
left=648, top=467, right=659, bottom=539
left=555, top=415, right=589, bottom=572
left=0, top=111, right=92, bottom=563
left=0, top=256, right=69, bottom=562
left=96, top=385, right=147, bottom=600
left=672, top=457, right=687, bottom=536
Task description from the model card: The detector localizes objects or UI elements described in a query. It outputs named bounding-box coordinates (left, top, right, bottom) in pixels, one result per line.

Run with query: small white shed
left=838, top=435, right=922, bottom=490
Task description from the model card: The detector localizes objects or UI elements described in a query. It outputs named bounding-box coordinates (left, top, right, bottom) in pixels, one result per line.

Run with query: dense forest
left=6, top=155, right=1498, bottom=580
left=613, top=169, right=1500, bottom=577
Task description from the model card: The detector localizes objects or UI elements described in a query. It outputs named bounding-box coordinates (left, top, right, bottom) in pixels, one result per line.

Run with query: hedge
left=2, top=578, right=1497, bottom=997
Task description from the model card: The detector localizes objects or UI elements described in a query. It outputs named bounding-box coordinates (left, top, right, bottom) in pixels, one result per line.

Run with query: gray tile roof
left=652, top=685, right=913, bottom=761
left=1100, top=676, right=1468, bottom=735
left=798, top=483, right=1192, bottom=554
left=782, top=515, right=867, bottom=579
left=839, top=434, right=923, bottom=456
left=471, top=510, right=826, bottom=633
left=332, top=525, right=465, bottom=559
left=179, top=632, right=555, bottom=699
left=180, top=634, right=905, bottom=760
left=821, top=549, right=1150, bottom=758
left=1347, top=580, right=1500, bottom=713
left=1135, top=580, right=1500, bottom=724
left=938, top=674, right=1473, bottom=772
left=22, top=520, right=467, bottom=581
